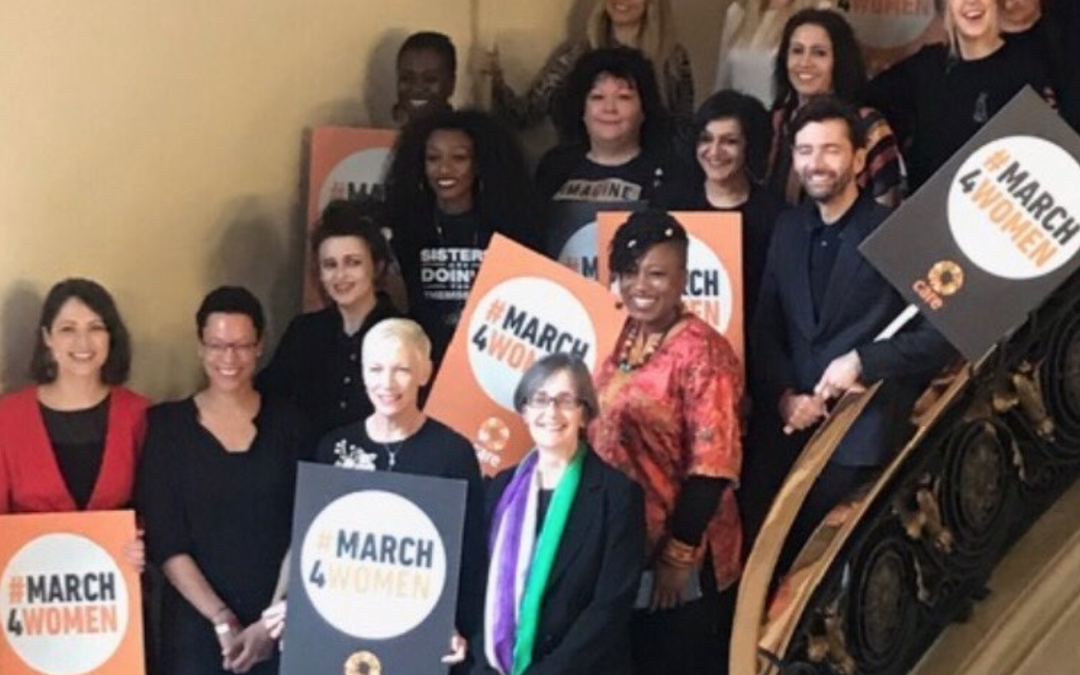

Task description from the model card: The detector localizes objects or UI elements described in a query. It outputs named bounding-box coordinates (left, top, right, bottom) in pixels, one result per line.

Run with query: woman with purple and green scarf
left=471, top=353, right=645, bottom=675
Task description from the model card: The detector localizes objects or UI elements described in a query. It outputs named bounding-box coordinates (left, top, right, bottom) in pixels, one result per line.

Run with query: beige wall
left=0, top=0, right=725, bottom=400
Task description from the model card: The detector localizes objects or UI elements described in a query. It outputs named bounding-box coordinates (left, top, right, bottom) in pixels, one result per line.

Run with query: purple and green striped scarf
left=483, top=445, right=584, bottom=675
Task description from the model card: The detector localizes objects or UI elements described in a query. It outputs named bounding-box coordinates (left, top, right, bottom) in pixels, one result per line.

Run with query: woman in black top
left=654, top=89, right=785, bottom=326
left=471, top=353, right=645, bottom=675
left=385, top=109, right=539, bottom=368
left=867, top=0, right=1054, bottom=192
left=140, top=287, right=306, bottom=675
left=536, top=47, right=674, bottom=273
left=265, top=318, right=484, bottom=671
left=258, top=199, right=399, bottom=437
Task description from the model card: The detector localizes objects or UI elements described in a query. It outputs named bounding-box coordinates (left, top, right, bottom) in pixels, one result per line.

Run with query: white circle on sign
left=684, top=235, right=735, bottom=333
left=948, top=136, right=1080, bottom=280
left=317, top=148, right=392, bottom=213
left=467, top=277, right=599, bottom=411
left=844, top=3, right=936, bottom=50
left=558, top=221, right=599, bottom=279
left=300, top=490, right=446, bottom=640
left=0, top=534, right=129, bottom=675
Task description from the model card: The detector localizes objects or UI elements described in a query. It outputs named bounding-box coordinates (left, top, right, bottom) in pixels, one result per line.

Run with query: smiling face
left=424, top=128, right=476, bottom=215
left=617, top=241, right=687, bottom=333
left=606, top=0, right=647, bottom=29
left=522, top=369, right=586, bottom=456
left=43, top=298, right=110, bottom=382
left=198, top=312, right=262, bottom=393
left=363, top=338, right=430, bottom=420
left=396, top=48, right=455, bottom=123
left=786, top=23, right=835, bottom=100
left=583, top=74, right=645, bottom=151
left=999, top=0, right=1040, bottom=32
left=318, top=235, right=379, bottom=312
left=792, top=118, right=866, bottom=207
left=697, top=117, right=747, bottom=186
left=949, top=0, right=999, bottom=43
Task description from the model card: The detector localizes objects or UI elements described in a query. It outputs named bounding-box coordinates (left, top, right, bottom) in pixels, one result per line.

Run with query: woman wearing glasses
left=139, top=287, right=307, bottom=675
left=472, top=353, right=645, bottom=675
left=591, top=210, right=744, bottom=673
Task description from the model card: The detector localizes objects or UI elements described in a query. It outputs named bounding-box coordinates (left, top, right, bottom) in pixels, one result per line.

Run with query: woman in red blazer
left=0, top=278, right=149, bottom=517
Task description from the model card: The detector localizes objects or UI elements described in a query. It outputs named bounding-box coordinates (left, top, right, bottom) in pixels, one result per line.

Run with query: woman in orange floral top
left=590, top=209, right=743, bottom=674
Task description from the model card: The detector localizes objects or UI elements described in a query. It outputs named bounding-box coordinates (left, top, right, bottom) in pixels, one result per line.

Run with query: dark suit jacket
left=471, top=448, right=645, bottom=675
left=751, top=193, right=955, bottom=466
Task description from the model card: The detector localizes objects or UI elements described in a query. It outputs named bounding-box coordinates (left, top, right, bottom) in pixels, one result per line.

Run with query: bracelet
left=214, top=621, right=236, bottom=636
left=211, top=608, right=240, bottom=636
left=660, top=538, right=699, bottom=569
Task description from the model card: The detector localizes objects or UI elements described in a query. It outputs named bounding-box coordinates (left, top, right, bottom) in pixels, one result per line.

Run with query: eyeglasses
left=202, top=341, right=259, bottom=358
left=526, top=391, right=583, bottom=411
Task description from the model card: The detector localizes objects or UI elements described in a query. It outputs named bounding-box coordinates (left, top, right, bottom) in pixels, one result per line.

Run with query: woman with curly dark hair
left=385, top=108, right=539, bottom=366
left=767, top=9, right=903, bottom=206
left=536, top=47, right=674, bottom=274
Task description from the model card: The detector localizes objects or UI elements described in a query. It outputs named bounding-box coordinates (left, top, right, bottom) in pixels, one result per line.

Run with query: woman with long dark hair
left=385, top=108, right=538, bottom=366
left=767, top=9, right=903, bottom=206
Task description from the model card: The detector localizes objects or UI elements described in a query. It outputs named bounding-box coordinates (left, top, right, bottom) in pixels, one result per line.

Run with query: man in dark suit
left=748, top=96, right=955, bottom=574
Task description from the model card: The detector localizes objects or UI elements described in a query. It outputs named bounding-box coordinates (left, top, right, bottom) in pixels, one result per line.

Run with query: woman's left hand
left=440, top=631, right=467, bottom=665
left=122, top=530, right=146, bottom=574
left=650, top=559, right=693, bottom=612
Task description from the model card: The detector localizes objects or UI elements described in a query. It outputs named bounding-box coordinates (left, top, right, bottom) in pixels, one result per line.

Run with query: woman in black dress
left=140, top=287, right=306, bottom=675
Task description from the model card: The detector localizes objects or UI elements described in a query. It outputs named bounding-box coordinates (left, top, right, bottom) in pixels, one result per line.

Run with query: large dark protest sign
left=861, top=89, right=1080, bottom=360
left=281, top=463, right=466, bottom=675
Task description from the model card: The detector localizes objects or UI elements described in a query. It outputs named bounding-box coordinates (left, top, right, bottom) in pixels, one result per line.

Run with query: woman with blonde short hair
left=266, top=319, right=484, bottom=671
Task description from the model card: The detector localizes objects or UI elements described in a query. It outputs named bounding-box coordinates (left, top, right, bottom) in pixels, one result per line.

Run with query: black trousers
left=630, top=565, right=737, bottom=675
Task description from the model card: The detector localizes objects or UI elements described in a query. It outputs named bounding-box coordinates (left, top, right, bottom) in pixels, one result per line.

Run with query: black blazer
left=471, top=448, right=645, bottom=675
left=751, top=193, right=955, bottom=466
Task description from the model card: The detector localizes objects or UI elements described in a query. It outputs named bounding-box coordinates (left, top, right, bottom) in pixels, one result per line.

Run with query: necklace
left=381, top=438, right=408, bottom=471
left=616, top=313, right=682, bottom=372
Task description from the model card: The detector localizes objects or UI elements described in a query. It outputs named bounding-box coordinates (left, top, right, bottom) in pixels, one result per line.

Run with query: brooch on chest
left=333, top=438, right=377, bottom=471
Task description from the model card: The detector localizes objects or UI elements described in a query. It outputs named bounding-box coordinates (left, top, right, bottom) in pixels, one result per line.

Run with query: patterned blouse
left=766, top=99, right=904, bottom=205
left=492, top=40, right=695, bottom=131
left=590, top=314, right=744, bottom=589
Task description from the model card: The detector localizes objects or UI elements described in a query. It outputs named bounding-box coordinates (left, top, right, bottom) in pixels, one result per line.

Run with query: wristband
left=660, top=538, right=700, bottom=568
left=212, top=608, right=240, bottom=636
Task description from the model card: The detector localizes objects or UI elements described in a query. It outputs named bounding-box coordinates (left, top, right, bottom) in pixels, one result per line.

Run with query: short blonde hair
left=362, top=318, right=432, bottom=363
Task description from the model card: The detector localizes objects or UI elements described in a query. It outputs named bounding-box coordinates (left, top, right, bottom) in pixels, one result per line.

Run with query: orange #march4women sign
left=0, top=510, right=143, bottom=675
left=425, top=235, right=625, bottom=476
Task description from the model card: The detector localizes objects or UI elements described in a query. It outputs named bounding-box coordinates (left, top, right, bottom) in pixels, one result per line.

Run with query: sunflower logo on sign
left=344, top=650, right=381, bottom=675
left=928, top=260, right=965, bottom=297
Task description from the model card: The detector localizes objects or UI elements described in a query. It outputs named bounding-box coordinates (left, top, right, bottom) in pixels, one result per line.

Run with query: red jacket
left=0, top=386, right=149, bottom=514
